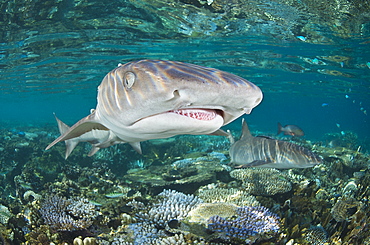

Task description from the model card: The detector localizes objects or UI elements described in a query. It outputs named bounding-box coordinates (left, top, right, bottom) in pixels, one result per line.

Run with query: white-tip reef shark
left=229, top=119, right=322, bottom=169
left=46, top=60, right=263, bottom=158
left=53, top=113, right=124, bottom=159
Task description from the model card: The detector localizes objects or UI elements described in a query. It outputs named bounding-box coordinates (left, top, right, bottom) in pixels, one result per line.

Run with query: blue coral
left=208, top=206, right=280, bottom=242
left=136, top=189, right=203, bottom=227
left=39, top=195, right=97, bottom=231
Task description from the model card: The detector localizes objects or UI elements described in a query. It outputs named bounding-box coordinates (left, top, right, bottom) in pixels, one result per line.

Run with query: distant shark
left=229, top=119, right=322, bottom=168
left=46, top=60, right=263, bottom=158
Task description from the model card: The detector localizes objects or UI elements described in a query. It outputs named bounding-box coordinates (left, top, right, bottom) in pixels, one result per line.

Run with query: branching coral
left=304, top=225, right=328, bottom=245
left=39, top=195, right=97, bottom=231
left=136, top=189, right=203, bottom=228
left=116, top=189, right=204, bottom=244
left=208, top=206, right=280, bottom=243
left=331, top=197, right=362, bottom=222
left=0, top=205, right=12, bottom=225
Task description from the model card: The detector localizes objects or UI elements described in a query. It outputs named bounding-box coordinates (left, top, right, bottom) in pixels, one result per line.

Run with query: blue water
left=1, top=1, right=370, bottom=244
left=1, top=35, right=369, bottom=150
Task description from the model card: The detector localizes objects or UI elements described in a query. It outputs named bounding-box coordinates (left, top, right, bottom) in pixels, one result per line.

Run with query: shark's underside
left=46, top=59, right=263, bottom=158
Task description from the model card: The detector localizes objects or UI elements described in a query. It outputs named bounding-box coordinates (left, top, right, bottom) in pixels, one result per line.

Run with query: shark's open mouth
left=169, top=109, right=221, bottom=121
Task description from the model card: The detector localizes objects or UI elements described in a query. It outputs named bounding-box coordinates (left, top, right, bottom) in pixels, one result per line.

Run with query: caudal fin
left=277, top=122, right=283, bottom=135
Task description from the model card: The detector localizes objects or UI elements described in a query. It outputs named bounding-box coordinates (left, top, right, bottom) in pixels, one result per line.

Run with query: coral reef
left=73, top=236, right=97, bottom=245
left=331, top=197, right=362, bottom=223
left=230, top=168, right=292, bottom=196
left=124, top=152, right=229, bottom=194
left=39, top=195, right=98, bottom=231
left=136, top=189, right=203, bottom=227
left=197, top=185, right=260, bottom=207
left=113, top=189, right=207, bottom=244
left=0, top=205, right=12, bottom=225
left=187, top=203, right=238, bottom=224
left=303, top=225, right=328, bottom=245
left=0, top=126, right=370, bottom=244
left=208, top=206, right=280, bottom=243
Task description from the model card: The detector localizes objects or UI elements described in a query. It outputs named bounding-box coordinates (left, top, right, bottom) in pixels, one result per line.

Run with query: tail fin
left=277, top=122, right=283, bottom=135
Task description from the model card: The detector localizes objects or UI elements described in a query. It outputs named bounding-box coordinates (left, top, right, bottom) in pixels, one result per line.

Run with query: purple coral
left=208, top=206, right=280, bottom=242
left=39, top=195, right=97, bottom=231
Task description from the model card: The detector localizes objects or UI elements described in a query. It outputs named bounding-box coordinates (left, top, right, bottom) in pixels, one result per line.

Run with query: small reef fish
left=105, top=193, right=125, bottom=198
left=277, top=122, right=304, bottom=137
left=229, top=119, right=322, bottom=169
left=46, top=59, right=263, bottom=157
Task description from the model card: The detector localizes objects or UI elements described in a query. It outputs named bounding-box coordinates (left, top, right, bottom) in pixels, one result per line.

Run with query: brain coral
left=230, top=168, right=292, bottom=196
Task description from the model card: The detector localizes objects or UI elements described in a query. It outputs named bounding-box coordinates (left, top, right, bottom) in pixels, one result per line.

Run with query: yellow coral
left=187, top=203, right=238, bottom=225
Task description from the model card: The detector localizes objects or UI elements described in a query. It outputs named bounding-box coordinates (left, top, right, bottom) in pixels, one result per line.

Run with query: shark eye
left=124, top=72, right=135, bottom=88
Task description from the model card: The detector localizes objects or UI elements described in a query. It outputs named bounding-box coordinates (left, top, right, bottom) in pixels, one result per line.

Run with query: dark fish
left=229, top=119, right=322, bottom=169
left=277, top=123, right=304, bottom=136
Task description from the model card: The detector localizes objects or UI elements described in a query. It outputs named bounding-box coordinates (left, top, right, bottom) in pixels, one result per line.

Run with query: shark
left=229, top=119, right=322, bottom=169
left=53, top=113, right=125, bottom=159
left=46, top=59, right=263, bottom=158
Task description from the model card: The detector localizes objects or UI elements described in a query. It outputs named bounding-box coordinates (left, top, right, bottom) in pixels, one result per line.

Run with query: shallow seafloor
left=1, top=0, right=370, bottom=244
left=0, top=123, right=369, bottom=244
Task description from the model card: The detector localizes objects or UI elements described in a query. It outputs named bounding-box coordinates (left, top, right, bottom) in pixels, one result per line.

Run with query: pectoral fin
left=208, top=129, right=230, bottom=137
left=129, top=142, right=142, bottom=154
left=45, top=113, right=108, bottom=151
left=88, top=146, right=100, bottom=157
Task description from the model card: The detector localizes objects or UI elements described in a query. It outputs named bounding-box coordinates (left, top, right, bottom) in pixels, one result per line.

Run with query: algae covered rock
left=124, top=153, right=229, bottom=194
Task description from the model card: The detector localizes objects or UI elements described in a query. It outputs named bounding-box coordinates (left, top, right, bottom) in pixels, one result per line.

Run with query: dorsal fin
left=53, top=114, right=79, bottom=159
left=241, top=118, right=253, bottom=139
left=54, top=113, right=69, bottom=135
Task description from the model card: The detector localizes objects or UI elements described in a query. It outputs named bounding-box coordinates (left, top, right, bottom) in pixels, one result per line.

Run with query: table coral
left=197, top=186, right=260, bottom=206
left=230, top=168, right=292, bottom=196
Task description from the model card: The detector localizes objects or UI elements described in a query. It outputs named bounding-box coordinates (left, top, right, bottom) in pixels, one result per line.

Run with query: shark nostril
left=173, top=90, right=180, bottom=98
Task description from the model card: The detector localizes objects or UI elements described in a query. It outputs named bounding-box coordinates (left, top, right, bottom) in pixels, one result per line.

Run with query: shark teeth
left=170, top=109, right=217, bottom=121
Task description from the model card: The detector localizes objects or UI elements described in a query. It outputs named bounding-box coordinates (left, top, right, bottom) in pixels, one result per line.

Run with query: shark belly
left=46, top=60, right=263, bottom=157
